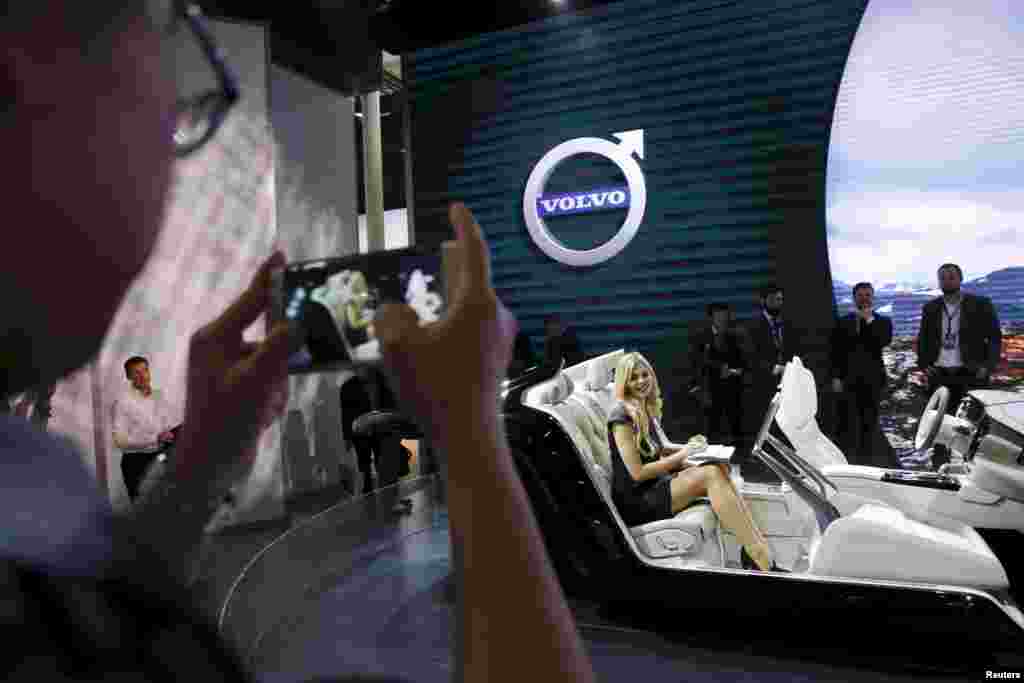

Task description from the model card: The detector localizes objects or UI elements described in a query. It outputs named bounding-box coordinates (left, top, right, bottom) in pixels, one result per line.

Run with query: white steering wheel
left=914, top=386, right=950, bottom=451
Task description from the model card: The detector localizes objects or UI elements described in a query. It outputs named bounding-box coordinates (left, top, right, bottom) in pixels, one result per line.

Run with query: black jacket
left=830, top=312, right=893, bottom=389
left=917, top=293, right=1001, bottom=373
left=543, top=329, right=584, bottom=369
left=744, top=313, right=796, bottom=389
left=689, top=325, right=747, bottom=388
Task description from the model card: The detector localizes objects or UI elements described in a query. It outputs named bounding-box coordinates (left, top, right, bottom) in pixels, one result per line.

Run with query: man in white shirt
left=916, top=263, right=1002, bottom=469
left=112, top=356, right=178, bottom=501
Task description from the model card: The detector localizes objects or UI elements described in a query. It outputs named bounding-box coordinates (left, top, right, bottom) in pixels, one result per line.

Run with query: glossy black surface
left=880, top=470, right=962, bottom=491
left=229, top=474, right=1022, bottom=681
left=500, top=378, right=1024, bottom=668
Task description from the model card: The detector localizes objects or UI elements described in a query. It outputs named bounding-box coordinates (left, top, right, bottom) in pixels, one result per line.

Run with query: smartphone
left=270, top=247, right=446, bottom=374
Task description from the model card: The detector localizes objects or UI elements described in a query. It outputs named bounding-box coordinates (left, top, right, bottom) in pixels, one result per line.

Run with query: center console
left=879, top=470, right=961, bottom=492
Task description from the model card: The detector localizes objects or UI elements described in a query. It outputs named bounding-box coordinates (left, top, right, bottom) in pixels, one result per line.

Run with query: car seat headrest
left=538, top=373, right=574, bottom=405
left=778, top=357, right=816, bottom=430
left=586, top=350, right=622, bottom=391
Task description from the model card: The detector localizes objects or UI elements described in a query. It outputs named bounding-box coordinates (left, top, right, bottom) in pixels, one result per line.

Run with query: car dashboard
left=958, top=393, right=1024, bottom=468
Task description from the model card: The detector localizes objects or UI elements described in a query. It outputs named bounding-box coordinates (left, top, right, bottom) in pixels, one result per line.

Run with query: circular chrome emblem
left=522, top=130, right=647, bottom=267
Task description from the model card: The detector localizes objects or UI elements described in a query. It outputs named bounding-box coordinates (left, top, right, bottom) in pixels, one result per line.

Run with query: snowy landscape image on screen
left=826, top=0, right=1024, bottom=464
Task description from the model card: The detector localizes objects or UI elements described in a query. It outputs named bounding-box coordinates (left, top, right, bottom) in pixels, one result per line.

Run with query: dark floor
left=189, top=481, right=358, bottom=623
left=190, top=477, right=1005, bottom=683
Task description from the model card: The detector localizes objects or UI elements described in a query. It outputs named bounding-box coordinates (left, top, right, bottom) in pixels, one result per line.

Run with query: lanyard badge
left=942, top=304, right=959, bottom=350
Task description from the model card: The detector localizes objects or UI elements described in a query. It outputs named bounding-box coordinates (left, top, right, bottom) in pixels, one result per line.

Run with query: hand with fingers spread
left=173, top=251, right=293, bottom=488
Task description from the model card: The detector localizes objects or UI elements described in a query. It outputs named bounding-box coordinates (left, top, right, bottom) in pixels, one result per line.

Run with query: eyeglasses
left=163, top=1, right=241, bottom=157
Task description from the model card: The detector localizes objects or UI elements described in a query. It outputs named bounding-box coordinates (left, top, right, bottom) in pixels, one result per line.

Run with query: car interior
left=518, top=350, right=1011, bottom=592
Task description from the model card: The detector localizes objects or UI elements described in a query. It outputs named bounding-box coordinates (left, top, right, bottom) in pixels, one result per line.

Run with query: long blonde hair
left=345, top=271, right=371, bottom=329
left=613, top=352, right=663, bottom=461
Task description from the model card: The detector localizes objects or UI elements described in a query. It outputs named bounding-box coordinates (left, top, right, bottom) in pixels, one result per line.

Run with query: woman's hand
left=669, top=437, right=708, bottom=469
left=667, top=449, right=690, bottom=472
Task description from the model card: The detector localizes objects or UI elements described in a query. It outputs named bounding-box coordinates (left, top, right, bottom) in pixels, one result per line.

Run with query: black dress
left=608, top=403, right=672, bottom=526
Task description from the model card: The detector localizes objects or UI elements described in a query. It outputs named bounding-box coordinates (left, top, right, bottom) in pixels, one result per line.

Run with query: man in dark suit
left=830, top=282, right=894, bottom=466
left=508, top=330, right=539, bottom=378
left=916, top=263, right=1002, bottom=469
left=690, top=303, right=747, bottom=446
left=542, top=315, right=584, bottom=369
left=741, top=284, right=795, bottom=474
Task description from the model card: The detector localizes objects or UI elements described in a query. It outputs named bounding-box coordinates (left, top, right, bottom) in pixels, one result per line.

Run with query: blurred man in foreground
left=0, top=3, right=595, bottom=681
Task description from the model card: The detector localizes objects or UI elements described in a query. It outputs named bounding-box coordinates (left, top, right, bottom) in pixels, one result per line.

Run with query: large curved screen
left=827, top=0, right=1023, bottom=338
left=826, top=0, right=1023, bottom=463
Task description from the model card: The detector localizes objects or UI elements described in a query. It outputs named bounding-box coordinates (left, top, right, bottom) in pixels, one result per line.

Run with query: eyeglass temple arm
left=180, top=2, right=239, bottom=101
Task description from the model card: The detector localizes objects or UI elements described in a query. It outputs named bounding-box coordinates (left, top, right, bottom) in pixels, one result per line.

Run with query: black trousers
left=836, top=381, right=883, bottom=466
left=352, top=434, right=410, bottom=492
left=121, top=451, right=164, bottom=501
left=928, top=366, right=981, bottom=468
left=703, top=379, right=743, bottom=446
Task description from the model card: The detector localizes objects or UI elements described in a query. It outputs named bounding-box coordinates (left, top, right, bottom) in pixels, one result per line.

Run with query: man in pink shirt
left=112, top=356, right=178, bottom=501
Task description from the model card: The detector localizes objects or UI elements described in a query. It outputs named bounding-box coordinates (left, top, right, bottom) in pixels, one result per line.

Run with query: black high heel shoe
left=740, top=546, right=789, bottom=572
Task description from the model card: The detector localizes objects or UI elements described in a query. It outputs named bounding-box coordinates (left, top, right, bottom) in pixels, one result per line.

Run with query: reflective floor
left=206, top=477, right=974, bottom=683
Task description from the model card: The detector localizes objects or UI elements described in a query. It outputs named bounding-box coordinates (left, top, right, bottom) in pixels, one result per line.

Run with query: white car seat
left=769, top=359, right=1009, bottom=588
left=522, top=352, right=723, bottom=569
left=808, top=503, right=1009, bottom=589
left=777, top=357, right=929, bottom=495
left=776, top=357, right=847, bottom=468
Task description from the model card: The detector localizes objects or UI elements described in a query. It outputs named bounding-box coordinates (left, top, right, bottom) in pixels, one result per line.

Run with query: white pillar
left=361, top=91, right=387, bottom=252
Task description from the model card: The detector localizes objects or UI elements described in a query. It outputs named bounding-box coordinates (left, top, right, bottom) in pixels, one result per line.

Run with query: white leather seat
left=774, top=357, right=1009, bottom=587
left=776, top=357, right=847, bottom=468
left=521, top=352, right=722, bottom=568
left=809, top=503, right=1009, bottom=589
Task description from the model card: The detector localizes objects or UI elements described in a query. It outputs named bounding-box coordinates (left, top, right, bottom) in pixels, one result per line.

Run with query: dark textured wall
left=407, top=0, right=870, bottom=432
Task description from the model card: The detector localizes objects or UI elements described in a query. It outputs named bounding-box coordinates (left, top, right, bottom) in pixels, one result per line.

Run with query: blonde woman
left=344, top=271, right=374, bottom=339
left=609, top=352, right=783, bottom=572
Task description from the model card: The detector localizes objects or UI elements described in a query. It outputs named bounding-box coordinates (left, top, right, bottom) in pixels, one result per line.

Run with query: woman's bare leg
left=718, top=464, right=769, bottom=548
left=670, top=466, right=773, bottom=570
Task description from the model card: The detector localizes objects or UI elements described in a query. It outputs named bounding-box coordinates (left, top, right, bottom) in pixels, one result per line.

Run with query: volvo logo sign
left=537, top=188, right=630, bottom=217
left=523, top=130, right=646, bottom=267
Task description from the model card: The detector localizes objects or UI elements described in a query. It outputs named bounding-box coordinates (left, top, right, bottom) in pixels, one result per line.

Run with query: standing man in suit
left=543, top=315, right=585, bottom=369
left=742, top=284, right=795, bottom=473
left=830, top=283, right=893, bottom=466
left=690, top=303, right=746, bottom=446
left=916, top=263, right=1002, bottom=469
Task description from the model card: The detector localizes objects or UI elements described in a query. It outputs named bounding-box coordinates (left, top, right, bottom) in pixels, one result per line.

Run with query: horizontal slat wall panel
left=407, top=0, right=868, bottom=422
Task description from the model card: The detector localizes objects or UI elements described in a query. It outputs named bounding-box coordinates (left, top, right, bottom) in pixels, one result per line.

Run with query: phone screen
left=272, top=248, right=445, bottom=374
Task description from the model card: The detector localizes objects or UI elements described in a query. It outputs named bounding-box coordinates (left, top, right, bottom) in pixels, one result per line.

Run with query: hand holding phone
left=272, top=247, right=446, bottom=374
left=373, top=203, right=518, bottom=438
